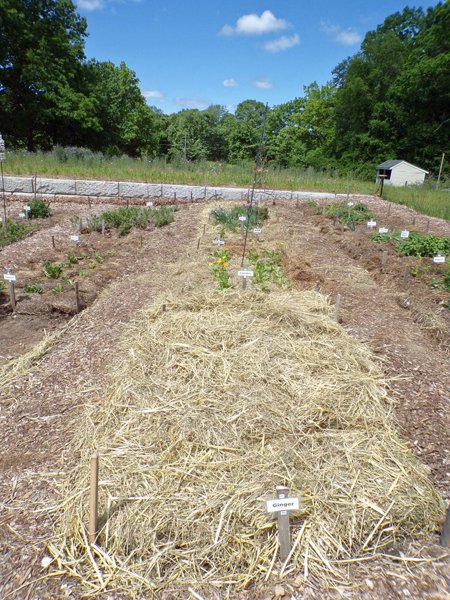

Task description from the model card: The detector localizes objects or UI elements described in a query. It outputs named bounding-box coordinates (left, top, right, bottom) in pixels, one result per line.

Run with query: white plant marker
left=213, top=239, right=225, bottom=246
left=4, top=267, right=16, bottom=310
left=367, top=220, right=376, bottom=228
left=433, top=254, right=445, bottom=264
left=237, top=268, right=253, bottom=289
left=400, top=230, right=410, bottom=239
left=266, top=486, right=300, bottom=562
left=378, top=227, right=389, bottom=234
left=146, top=201, right=153, bottom=208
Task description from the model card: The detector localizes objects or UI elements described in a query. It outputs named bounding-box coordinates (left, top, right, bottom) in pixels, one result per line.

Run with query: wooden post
left=190, top=191, right=193, bottom=202
left=8, top=280, right=16, bottom=311
left=79, top=217, right=83, bottom=234
left=88, top=451, right=99, bottom=545
left=412, top=215, right=416, bottom=226
left=381, top=250, right=388, bottom=273
left=203, top=224, right=206, bottom=235
left=162, top=304, right=166, bottom=313
left=88, top=196, right=91, bottom=209
left=101, top=219, right=105, bottom=236
left=276, top=486, right=291, bottom=562
left=440, top=506, right=450, bottom=547
left=174, top=191, right=176, bottom=202
left=75, top=282, right=81, bottom=313
left=436, top=152, right=445, bottom=190
left=387, top=203, right=391, bottom=217
left=197, top=238, right=200, bottom=250
left=140, top=233, right=143, bottom=248
left=426, top=219, right=430, bottom=232
left=403, top=266, right=410, bottom=290
left=51, top=235, right=55, bottom=249
left=334, top=293, right=341, bottom=322
left=33, top=174, right=37, bottom=201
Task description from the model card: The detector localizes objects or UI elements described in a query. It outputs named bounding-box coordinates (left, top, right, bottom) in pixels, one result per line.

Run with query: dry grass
left=49, top=289, right=445, bottom=597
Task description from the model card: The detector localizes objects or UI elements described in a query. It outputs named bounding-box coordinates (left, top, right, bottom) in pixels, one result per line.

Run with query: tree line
left=1, top=0, right=448, bottom=178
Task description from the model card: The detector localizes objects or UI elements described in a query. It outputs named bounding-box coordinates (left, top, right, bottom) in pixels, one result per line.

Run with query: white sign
left=238, top=215, right=247, bottom=221
left=213, top=239, right=225, bottom=246
left=70, top=235, right=79, bottom=242
left=146, top=201, right=153, bottom=207
left=400, top=230, right=410, bottom=239
left=19, top=212, right=26, bottom=218
left=24, top=204, right=30, bottom=211
left=266, top=497, right=299, bottom=513
left=433, top=254, right=445, bottom=264
left=378, top=227, right=389, bottom=234
left=3, top=273, right=16, bottom=282
left=237, top=269, right=254, bottom=278
left=253, top=228, right=262, bottom=234
left=347, top=201, right=354, bottom=207
left=367, top=220, right=376, bottom=228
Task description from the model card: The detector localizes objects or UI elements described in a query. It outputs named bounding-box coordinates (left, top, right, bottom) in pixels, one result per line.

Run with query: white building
left=376, top=160, right=428, bottom=187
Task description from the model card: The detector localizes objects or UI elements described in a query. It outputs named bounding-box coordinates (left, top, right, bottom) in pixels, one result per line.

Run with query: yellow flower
left=222, top=255, right=227, bottom=260
left=223, top=262, right=229, bottom=267
left=209, top=262, right=214, bottom=267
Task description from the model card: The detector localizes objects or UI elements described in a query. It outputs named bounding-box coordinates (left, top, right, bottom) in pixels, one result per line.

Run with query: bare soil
left=0, top=195, right=449, bottom=599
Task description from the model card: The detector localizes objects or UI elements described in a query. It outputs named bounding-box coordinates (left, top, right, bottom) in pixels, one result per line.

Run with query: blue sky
left=76, top=0, right=438, bottom=115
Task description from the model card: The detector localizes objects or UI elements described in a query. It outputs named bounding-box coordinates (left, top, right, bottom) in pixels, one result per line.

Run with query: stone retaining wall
left=2, top=175, right=362, bottom=203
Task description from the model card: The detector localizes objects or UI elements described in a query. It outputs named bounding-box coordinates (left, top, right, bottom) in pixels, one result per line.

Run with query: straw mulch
left=50, top=290, right=444, bottom=597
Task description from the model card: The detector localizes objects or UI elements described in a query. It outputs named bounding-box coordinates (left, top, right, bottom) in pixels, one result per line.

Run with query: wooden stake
left=412, top=215, right=416, bottom=225
left=75, top=282, right=81, bottom=313
left=162, top=304, right=166, bottom=312
left=440, top=506, right=450, bottom=547
left=88, top=196, right=91, bottom=209
left=88, top=451, right=99, bottom=545
left=51, top=235, right=55, bottom=249
left=8, top=280, right=16, bottom=312
left=197, top=238, right=200, bottom=250
left=101, top=219, right=105, bottom=236
left=403, top=266, right=410, bottom=290
left=276, top=486, right=291, bottom=562
left=381, top=250, right=388, bottom=273
left=426, top=219, right=430, bottom=232
left=387, top=203, right=391, bottom=216
left=334, top=293, right=341, bottom=322
left=79, top=217, right=83, bottom=234
left=174, top=191, right=177, bottom=202
left=203, top=224, right=206, bottom=235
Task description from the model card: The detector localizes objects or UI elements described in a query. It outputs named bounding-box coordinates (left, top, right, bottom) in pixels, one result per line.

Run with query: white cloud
left=254, top=78, right=273, bottom=90
left=264, top=34, right=300, bottom=53
left=223, top=79, right=238, bottom=88
left=220, top=10, right=287, bottom=36
left=320, top=21, right=361, bottom=45
left=175, top=97, right=209, bottom=109
left=77, top=0, right=103, bottom=10
left=142, top=90, right=165, bottom=103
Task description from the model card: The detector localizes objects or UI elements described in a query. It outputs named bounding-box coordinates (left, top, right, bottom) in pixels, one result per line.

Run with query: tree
left=0, top=0, right=89, bottom=149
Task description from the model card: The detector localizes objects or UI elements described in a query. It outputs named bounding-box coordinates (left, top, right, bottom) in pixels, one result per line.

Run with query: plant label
left=347, top=201, right=354, bottom=207
left=3, top=273, right=16, bottom=282
left=238, top=269, right=254, bottom=278
left=367, top=220, right=376, bottom=228
left=238, top=215, right=247, bottom=221
left=24, top=205, right=30, bottom=211
left=19, top=212, right=26, bottom=218
left=266, top=497, right=299, bottom=514
left=433, top=254, right=445, bottom=264
left=146, top=201, right=153, bottom=207
left=400, top=230, right=410, bottom=239
left=70, top=235, right=80, bottom=242
left=253, top=228, right=262, bottom=234
left=213, top=239, right=225, bottom=246
left=378, top=227, right=389, bottom=234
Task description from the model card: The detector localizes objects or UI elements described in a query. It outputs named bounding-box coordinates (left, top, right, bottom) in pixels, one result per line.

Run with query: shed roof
left=376, top=160, right=428, bottom=174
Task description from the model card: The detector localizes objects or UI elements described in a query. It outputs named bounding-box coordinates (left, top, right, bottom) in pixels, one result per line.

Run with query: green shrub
left=248, top=247, right=286, bottom=291
left=154, top=206, right=175, bottom=227
left=27, top=198, right=51, bottom=219
left=395, top=232, right=450, bottom=257
left=211, top=205, right=269, bottom=231
left=324, top=202, right=372, bottom=227
left=24, top=283, right=43, bottom=294
left=0, top=218, right=31, bottom=247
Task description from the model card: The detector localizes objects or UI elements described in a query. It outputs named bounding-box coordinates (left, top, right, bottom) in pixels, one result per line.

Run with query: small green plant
left=154, top=206, right=175, bottom=227
left=92, top=251, right=104, bottom=264
left=43, top=260, right=63, bottom=279
left=248, top=246, right=287, bottom=291
left=0, top=218, right=32, bottom=247
left=0, top=280, right=5, bottom=293
left=442, top=269, right=450, bottom=291
left=209, top=249, right=231, bottom=289
left=79, top=268, right=88, bottom=277
left=64, top=252, right=84, bottom=266
left=324, top=202, right=372, bottom=228
left=52, top=283, right=63, bottom=295
left=395, top=232, right=450, bottom=257
left=24, top=282, right=43, bottom=294
left=211, top=205, right=269, bottom=232
left=28, top=198, right=51, bottom=219
left=306, top=200, right=319, bottom=207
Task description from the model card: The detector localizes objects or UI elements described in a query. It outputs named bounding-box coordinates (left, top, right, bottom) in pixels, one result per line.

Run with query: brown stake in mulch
left=88, top=451, right=99, bottom=545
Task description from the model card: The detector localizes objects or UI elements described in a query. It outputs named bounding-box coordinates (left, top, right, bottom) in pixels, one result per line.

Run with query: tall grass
left=4, top=148, right=377, bottom=194
left=3, top=149, right=449, bottom=220
left=383, top=184, right=450, bottom=221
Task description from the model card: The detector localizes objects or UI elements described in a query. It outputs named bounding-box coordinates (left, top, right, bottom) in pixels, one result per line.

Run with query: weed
left=79, top=268, right=88, bottom=277
left=24, top=282, right=43, bottom=294
left=64, top=253, right=84, bottom=266
left=211, top=205, right=269, bottom=232
left=92, top=251, right=104, bottom=264
left=43, top=260, right=63, bottom=279
left=52, top=283, right=63, bottom=295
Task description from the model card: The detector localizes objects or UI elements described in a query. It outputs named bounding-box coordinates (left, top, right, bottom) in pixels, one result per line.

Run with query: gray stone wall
left=2, top=175, right=356, bottom=202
